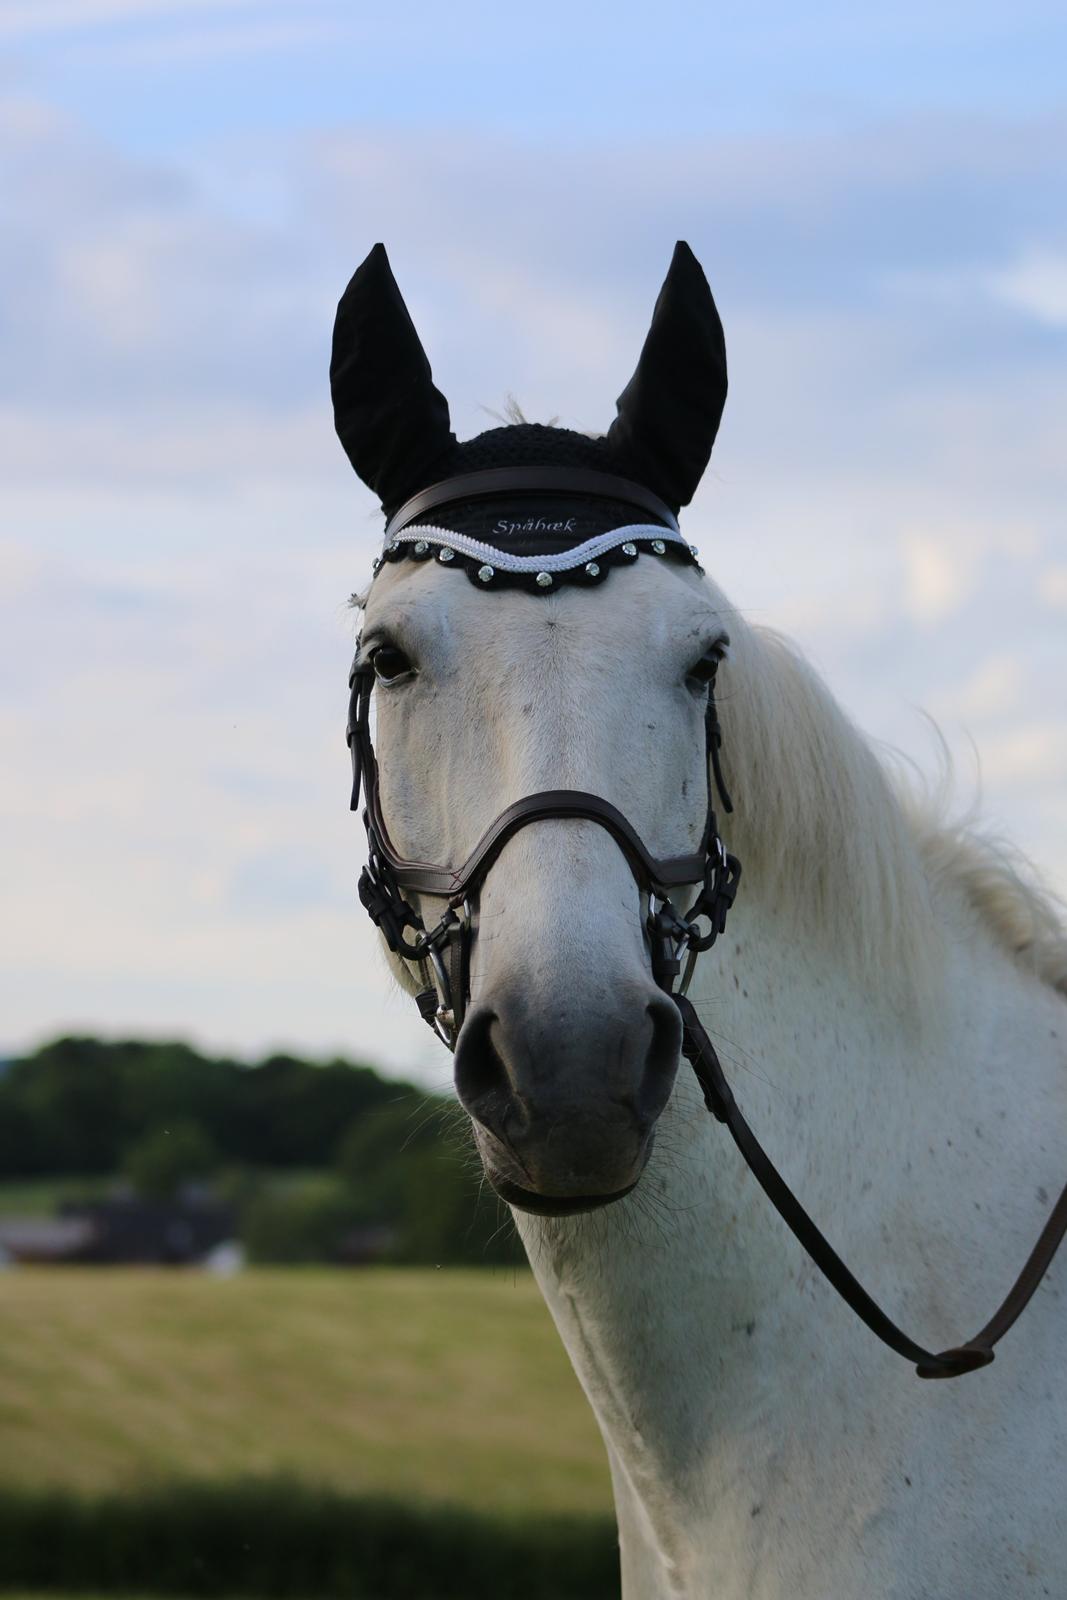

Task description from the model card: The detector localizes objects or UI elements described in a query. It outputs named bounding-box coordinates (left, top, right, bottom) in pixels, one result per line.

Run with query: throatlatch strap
left=675, top=994, right=1067, bottom=1380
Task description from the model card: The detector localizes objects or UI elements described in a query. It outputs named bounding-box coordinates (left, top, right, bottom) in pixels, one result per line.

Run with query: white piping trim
left=385, top=523, right=692, bottom=574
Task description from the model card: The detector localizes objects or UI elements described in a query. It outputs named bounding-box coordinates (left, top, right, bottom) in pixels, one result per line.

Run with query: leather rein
left=347, top=468, right=1067, bottom=1382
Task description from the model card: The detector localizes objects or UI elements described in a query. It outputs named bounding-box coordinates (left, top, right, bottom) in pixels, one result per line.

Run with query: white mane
left=722, top=613, right=1067, bottom=1000
left=909, top=809, right=1067, bottom=997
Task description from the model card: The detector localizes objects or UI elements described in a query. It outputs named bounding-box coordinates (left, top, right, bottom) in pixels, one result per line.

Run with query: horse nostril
left=634, top=994, right=684, bottom=1125
left=454, top=1007, right=511, bottom=1128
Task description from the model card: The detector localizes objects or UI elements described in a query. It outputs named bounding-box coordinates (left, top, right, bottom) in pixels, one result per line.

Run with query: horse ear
left=330, top=243, right=456, bottom=514
left=605, top=241, right=727, bottom=511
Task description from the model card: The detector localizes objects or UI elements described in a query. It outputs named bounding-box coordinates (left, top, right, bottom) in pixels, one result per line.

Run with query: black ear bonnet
left=330, top=241, right=727, bottom=592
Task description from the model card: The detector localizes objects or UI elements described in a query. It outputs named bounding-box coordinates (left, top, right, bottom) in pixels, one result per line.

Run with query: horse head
left=332, top=242, right=733, bottom=1215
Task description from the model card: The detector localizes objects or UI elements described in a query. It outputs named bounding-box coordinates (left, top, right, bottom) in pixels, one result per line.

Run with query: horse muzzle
left=453, top=988, right=682, bottom=1212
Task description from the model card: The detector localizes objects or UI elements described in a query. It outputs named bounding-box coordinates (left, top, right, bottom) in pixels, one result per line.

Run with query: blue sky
left=1, top=1, right=1065, bottom=1080
left=7, top=2, right=1067, bottom=148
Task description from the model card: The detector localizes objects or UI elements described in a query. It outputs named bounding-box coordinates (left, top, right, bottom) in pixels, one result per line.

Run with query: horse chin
left=487, top=1171, right=639, bottom=1216
left=459, top=1056, right=664, bottom=1216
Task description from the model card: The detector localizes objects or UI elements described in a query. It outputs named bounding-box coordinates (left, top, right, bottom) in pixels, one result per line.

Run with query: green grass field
left=0, top=1178, right=115, bottom=1217
left=0, top=1269, right=612, bottom=1517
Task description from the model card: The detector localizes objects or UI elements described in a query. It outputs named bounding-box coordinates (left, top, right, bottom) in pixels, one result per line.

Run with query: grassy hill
left=0, top=1268, right=612, bottom=1518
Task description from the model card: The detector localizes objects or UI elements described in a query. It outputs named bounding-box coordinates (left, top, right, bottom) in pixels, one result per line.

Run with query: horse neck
left=513, top=853, right=1067, bottom=1572
left=517, top=881, right=924, bottom=1426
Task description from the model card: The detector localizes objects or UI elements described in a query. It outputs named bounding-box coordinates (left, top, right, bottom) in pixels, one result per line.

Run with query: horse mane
left=907, top=809, right=1067, bottom=998
left=721, top=616, right=1067, bottom=1001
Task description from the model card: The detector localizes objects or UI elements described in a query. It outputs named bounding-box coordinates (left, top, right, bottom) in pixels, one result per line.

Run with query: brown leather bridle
left=347, top=466, right=1067, bottom=1382
left=346, top=643, right=740, bottom=1046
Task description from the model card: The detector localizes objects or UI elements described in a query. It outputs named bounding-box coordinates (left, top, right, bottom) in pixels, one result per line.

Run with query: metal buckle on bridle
left=646, top=830, right=742, bottom=998
left=357, top=838, right=422, bottom=954
left=359, top=851, right=471, bottom=1048
left=688, top=835, right=742, bottom=949
left=415, top=898, right=472, bottom=1048
left=646, top=896, right=693, bottom=991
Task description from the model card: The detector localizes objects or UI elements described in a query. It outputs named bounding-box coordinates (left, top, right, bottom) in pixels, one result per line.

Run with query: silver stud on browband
left=371, top=556, right=383, bottom=574
left=621, top=542, right=637, bottom=557
left=438, top=547, right=455, bottom=562
left=477, top=564, right=495, bottom=583
left=388, top=539, right=400, bottom=552
left=689, top=544, right=699, bottom=557
left=535, top=571, right=553, bottom=588
left=651, top=539, right=666, bottom=555
left=413, top=540, right=429, bottom=555
left=585, top=562, right=600, bottom=577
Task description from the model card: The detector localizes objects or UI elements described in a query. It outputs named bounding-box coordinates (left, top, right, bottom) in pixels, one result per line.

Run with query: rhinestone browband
left=372, top=524, right=703, bottom=594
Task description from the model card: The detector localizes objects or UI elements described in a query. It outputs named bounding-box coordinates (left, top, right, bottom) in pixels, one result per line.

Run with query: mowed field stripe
left=0, top=1269, right=612, bottom=1515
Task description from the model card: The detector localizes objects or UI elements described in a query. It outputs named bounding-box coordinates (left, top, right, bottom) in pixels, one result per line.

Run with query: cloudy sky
left=2, top=0, right=1065, bottom=1082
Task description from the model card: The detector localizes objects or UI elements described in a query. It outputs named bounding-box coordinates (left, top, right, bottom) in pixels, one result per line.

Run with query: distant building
left=0, top=1216, right=98, bottom=1264
left=0, top=1194, right=235, bottom=1266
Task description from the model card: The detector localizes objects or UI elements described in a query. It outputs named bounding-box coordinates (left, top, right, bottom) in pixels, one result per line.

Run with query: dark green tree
left=0, top=1037, right=414, bottom=1177
left=335, top=1095, right=524, bottom=1267
left=124, top=1119, right=219, bottom=1200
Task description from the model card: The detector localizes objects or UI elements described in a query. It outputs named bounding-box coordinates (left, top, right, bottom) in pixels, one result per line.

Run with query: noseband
left=347, top=466, right=1067, bottom=1383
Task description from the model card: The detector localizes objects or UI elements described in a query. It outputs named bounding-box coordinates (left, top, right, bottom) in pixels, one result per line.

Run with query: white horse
left=335, top=244, right=1067, bottom=1598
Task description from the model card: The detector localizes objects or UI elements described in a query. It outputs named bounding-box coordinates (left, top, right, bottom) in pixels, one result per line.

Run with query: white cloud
left=60, top=231, right=162, bottom=346
left=902, top=534, right=973, bottom=623
left=978, top=722, right=1067, bottom=785
left=927, top=653, right=1027, bottom=723
left=0, top=0, right=261, bottom=39
left=987, top=247, right=1067, bottom=327
left=1039, top=565, right=1067, bottom=609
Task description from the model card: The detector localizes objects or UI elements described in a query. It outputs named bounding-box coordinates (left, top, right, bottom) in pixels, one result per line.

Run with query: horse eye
left=371, top=645, right=415, bottom=684
left=685, top=648, right=725, bottom=692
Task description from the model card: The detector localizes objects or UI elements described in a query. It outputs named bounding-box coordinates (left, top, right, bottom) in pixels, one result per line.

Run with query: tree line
left=0, top=1037, right=523, bottom=1267
left=0, top=1036, right=404, bottom=1174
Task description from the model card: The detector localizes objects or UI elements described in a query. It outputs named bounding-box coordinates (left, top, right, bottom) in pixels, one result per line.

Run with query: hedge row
left=0, top=1480, right=619, bottom=1599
